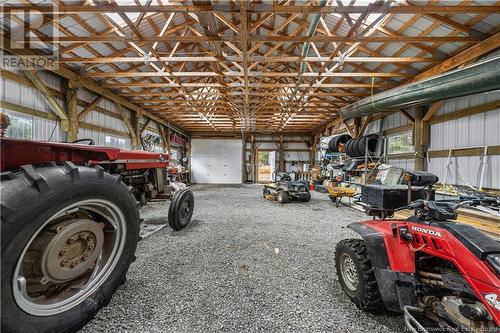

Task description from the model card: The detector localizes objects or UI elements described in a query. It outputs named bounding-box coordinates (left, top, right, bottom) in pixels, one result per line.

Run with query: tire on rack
left=356, top=134, right=378, bottom=156
left=276, top=190, right=290, bottom=203
left=329, top=134, right=352, bottom=153
left=168, top=189, right=194, bottom=231
left=1, top=163, right=140, bottom=333
left=334, top=239, right=384, bottom=312
left=345, top=138, right=359, bottom=157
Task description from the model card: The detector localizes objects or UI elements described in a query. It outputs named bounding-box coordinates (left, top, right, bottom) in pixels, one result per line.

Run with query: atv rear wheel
left=335, top=239, right=384, bottom=312
left=276, top=190, right=290, bottom=203
left=1, top=163, right=140, bottom=333
left=168, top=189, right=194, bottom=231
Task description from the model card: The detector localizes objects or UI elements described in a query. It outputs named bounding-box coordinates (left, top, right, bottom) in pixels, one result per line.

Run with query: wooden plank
left=23, top=70, right=69, bottom=130
left=384, top=123, right=413, bottom=136
left=0, top=100, right=57, bottom=120
left=422, top=101, right=444, bottom=122
left=413, top=31, right=500, bottom=82
left=117, top=104, right=138, bottom=148
left=77, top=96, right=103, bottom=120
left=430, top=100, right=500, bottom=124
left=4, top=4, right=498, bottom=14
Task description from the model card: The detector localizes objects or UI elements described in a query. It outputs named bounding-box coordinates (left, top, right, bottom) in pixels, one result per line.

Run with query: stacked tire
left=327, top=134, right=352, bottom=153
left=344, top=134, right=379, bottom=157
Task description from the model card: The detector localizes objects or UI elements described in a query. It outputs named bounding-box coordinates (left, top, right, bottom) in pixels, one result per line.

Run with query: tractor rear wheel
left=168, top=189, right=194, bottom=231
left=1, top=163, right=140, bottom=333
left=334, top=239, right=384, bottom=312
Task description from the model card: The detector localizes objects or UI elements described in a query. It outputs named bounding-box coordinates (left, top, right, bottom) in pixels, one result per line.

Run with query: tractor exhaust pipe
left=339, top=56, right=500, bottom=120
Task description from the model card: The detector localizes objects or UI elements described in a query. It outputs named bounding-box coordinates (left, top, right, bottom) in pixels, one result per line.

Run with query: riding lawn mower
left=263, top=171, right=311, bottom=203
left=335, top=171, right=500, bottom=332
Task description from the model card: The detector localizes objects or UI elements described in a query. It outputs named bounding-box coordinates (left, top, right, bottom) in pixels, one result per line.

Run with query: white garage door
left=191, top=139, right=242, bottom=184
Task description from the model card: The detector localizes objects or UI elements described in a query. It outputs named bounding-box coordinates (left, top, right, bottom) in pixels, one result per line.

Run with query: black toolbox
left=361, top=184, right=434, bottom=210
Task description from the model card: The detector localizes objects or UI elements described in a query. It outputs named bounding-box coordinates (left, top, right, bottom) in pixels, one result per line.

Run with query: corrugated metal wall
left=1, top=71, right=135, bottom=149
left=428, top=91, right=500, bottom=189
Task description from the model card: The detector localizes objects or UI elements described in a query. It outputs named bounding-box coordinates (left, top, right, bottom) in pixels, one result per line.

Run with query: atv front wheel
left=1, top=163, right=140, bottom=333
left=168, top=189, right=194, bottom=230
left=276, top=190, right=290, bottom=203
left=334, top=239, right=384, bottom=312
left=263, top=188, right=271, bottom=198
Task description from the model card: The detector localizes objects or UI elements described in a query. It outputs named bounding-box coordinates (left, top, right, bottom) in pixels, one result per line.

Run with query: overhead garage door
left=190, top=139, right=242, bottom=184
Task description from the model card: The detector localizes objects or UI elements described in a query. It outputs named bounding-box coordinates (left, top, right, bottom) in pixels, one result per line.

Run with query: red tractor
left=335, top=171, right=500, bottom=333
left=0, top=114, right=194, bottom=333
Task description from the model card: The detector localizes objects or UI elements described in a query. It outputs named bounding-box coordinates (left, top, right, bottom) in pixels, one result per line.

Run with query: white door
left=190, top=139, right=242, bottom=184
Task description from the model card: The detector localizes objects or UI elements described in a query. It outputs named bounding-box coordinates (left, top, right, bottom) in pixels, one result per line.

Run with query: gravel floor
left=81, top=184, right=405, bottom=333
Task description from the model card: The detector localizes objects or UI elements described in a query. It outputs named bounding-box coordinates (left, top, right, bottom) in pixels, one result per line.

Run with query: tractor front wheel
left=1, top=163, right=140, bottom=333
left=168, top=189, right=194, bottom=231
left=334, top=239, right=384, bottom=312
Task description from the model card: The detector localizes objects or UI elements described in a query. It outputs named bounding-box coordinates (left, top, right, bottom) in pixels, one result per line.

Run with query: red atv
left=335, top=172, right=500, bottom=333
left=0, top=115, right=194, bottom=333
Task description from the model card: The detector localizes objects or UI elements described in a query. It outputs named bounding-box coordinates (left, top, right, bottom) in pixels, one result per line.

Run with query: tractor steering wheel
left=272, top=170, right=292, bottom=182
left=71, top=138, right=95, bottom=145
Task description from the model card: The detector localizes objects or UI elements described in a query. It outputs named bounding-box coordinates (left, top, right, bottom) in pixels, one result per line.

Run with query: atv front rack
left=403, top=306, right=429, bottom=333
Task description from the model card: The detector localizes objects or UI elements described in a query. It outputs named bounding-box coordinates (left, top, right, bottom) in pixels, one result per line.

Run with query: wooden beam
left=430, top=100, right=500, bottom=124
left=23, top=70, right=69, bottom=130
left=64, top=81, right=78, bottom=141
left=401, top=110, right=415, bottom=123
left=422, top=101, right=444, bottom=122
left=59, top=56, right=441, bottom=64
left=140, top=118, right=151, bottom=134
left=77, top=96, right=103, bottom=121
left=1, top=36, right=187, bottom=136
left=4, top=4, right=498, bottom=14
left=358, top=115, right=373, bottom=137
left=117, top=104, right=138, bottom=149
left=413, top=31, right=500, bottom=82
left=342, top=120, right=355, bottom=137
left=86, top=71, right=411, bottom=78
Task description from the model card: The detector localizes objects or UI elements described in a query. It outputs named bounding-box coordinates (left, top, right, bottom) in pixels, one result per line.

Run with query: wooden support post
left=279, top=135, right=285, bottom=171
left=414, top=106, right=427, bottom=171
left=242, top=135, right=247, bottom=183
left=310, top=134, right=319, bottom=166
left=117, top=104, right=139, bottom=149
left=132, top=112, right=141, bottom=150
left=64, top=81, right=78, bottom=142
left=157, top=123, right=170, bottom=155
left=353, top=117, right=361, bottom=137
left=251, top=134, right=256, bottom=182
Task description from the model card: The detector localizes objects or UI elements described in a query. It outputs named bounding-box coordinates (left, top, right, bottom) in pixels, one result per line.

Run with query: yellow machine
left=328, top=185, right=357, bottom=207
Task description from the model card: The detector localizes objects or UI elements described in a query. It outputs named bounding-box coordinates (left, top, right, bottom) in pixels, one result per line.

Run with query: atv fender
left=348, top=222, right=417, bottom=312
